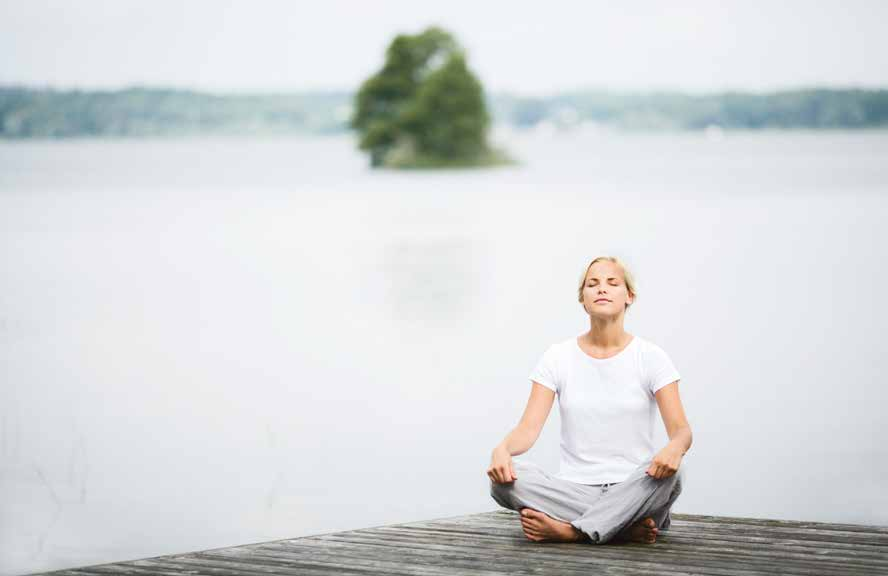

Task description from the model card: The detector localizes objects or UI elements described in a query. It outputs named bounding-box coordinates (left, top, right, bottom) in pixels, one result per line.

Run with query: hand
left=487, top=446, right=517, bottom=484
left=646, top=446, right=682, bottom=479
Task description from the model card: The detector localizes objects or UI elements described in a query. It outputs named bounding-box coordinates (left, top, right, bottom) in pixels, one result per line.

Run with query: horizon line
left=2, top=81, right=887, bottom=98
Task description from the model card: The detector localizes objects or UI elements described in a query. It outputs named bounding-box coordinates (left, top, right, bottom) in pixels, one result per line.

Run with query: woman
left=488, top=256, right=692, bottom=545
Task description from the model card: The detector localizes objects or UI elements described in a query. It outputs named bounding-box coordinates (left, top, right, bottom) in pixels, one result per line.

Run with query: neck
left=583, top=315, right=629, bottom=348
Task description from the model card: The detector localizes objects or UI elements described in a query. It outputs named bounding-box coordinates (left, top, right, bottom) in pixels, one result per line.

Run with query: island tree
left=350, top=27, right=506, bottom=168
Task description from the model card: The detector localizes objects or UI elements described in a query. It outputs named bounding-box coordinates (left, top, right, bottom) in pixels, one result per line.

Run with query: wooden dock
left=43, top=511, right=888, bottom=575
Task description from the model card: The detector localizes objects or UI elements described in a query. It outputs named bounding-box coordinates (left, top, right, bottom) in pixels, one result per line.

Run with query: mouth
left=593, top=299, right=611, bottom=304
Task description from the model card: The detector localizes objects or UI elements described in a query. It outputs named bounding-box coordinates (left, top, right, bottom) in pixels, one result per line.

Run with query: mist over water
left=2, top=129, right=887, bottom=575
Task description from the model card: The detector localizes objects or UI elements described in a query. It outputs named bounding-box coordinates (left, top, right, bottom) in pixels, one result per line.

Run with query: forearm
left=496, top=426, right=537, bottom=456
left=666, top=426, right=693, bottom=456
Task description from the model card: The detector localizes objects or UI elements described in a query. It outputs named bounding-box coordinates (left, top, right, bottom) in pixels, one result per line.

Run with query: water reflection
left=382, top=236, right=478, bottom=325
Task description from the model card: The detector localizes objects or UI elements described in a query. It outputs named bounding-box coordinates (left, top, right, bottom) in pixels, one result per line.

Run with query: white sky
left=2, top=0, right=886, bottom=95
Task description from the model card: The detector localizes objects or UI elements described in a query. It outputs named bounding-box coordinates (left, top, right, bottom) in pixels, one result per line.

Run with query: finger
left=510, top=462, right=517, bottom=481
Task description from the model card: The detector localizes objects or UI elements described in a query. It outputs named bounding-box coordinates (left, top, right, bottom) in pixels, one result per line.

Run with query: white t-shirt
left=528, top=334, right=681, bottom=484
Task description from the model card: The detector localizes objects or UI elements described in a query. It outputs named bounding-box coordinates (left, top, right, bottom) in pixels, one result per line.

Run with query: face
left=581, top=260, right=633, bottom=317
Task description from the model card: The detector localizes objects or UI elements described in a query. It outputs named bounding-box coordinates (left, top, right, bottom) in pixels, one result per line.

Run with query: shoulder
left=539, top=337, right=575, bottom=362
left=634, top=335, right=674, bottom=364
left=634, top=336, right=681, bottom=392
left=539, top=336, right=574, bottom=352
left=633, top=334, right=663, bottom=353
left=553, top=336, right=579, bottom=357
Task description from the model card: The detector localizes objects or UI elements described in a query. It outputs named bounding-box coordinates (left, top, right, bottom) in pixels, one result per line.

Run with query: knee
left=658, top=469, right=683, bottom=498
left=489, top=460, right=533, bottom=491
left=673, top=469, right=684, bottom=494
left=489, top=478, right=517, bottom=509
left=489, top=459, right=541, bottom=508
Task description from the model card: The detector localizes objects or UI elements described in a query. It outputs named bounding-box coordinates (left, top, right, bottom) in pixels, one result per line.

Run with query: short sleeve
left=646, top=342, right=681, bottom=395
left=529, top=344, right=559, bottom=393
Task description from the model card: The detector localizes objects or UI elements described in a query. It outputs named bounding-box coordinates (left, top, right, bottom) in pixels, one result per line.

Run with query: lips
left=594, top=299, right=611, bottom=303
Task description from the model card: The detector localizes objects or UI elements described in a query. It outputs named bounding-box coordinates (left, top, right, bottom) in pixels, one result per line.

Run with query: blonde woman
left=488, top=256, right=692, bottom=544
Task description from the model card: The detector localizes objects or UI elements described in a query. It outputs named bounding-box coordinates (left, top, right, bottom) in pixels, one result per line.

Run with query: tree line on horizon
left=2, top=84, right=887, bottom=139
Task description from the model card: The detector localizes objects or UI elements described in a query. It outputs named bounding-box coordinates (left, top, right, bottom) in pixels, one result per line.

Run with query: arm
left=489, top=381, right=555, bottom=484
left=496, top=382, right=556, bottom=456
left=646, top=380, right=693, bottom=479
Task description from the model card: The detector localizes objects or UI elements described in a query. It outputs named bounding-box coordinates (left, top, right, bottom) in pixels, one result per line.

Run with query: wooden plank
left=436, top=512, right=888, bottom=542
left=375, top=522, right=888, bottom=562
left=41, top=512, right=888, bottom=576
left=311, top=528, right=887, bottom=575
left=206, top=546, right=697, bottom=576
left=429, top=513, right=888, bottom=555
left=385, top=516, right=888, bottom=558
left=261, top=537, right=782, bottom=576
left=670, top=514, right=888, bottom=534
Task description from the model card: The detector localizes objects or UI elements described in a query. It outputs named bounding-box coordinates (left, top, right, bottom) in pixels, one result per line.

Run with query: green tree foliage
left=350, top=27, right=500, bottom=168
left=401, top=53, right=490, bottom=160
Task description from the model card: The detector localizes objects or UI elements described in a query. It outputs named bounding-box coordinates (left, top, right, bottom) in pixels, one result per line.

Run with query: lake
left=2, top=127, right=887, bottom=575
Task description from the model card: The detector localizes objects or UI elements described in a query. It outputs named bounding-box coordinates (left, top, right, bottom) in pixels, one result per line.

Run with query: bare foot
left=615, top=517, right=659, bottom=544
left=519, top=508, right=587, bottom=543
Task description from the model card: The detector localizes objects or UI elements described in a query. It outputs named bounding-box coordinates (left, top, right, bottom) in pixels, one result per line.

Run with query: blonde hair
left=577, top=256, right=637, bottom=310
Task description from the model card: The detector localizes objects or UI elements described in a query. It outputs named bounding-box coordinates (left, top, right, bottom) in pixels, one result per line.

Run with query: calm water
left=2, top=129, right=887, bottom=575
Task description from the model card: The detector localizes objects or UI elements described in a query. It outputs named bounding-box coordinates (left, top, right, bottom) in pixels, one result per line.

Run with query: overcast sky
left=3, top=0, right=886, bottom=95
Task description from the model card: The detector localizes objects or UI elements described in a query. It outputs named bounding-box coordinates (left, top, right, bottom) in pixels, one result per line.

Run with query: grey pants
left=489, top=457, right=683, bottom=544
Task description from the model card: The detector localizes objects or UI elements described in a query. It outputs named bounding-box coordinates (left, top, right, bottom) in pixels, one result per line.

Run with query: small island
left=350, top=27, right=513, bottom=169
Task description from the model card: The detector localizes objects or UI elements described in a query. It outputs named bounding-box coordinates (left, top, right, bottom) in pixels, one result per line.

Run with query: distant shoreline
left=2, top=85, right=887, bottom=139
left=5, top=126, right=888, bottom=145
